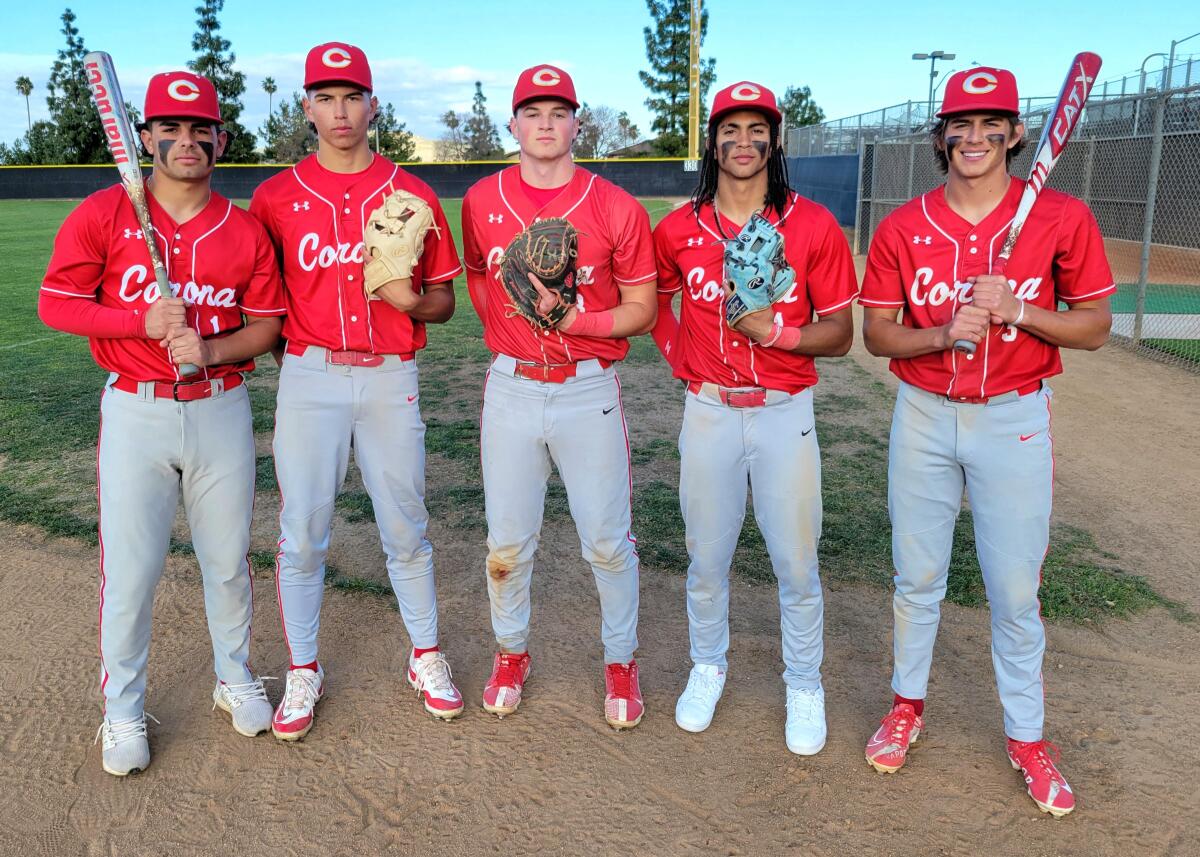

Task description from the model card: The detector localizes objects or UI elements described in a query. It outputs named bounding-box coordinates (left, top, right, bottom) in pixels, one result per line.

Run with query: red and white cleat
left=482, top=651, right=532, bottom=718
left=271, top=665, right=324, bottom=741
left=865, top=702, right=924, bottom=773
left=407, top=650, right=464, bottom=720
left=604, top=661, right=644, bottom=729
left=1007, top=738, right=1076, bottom=817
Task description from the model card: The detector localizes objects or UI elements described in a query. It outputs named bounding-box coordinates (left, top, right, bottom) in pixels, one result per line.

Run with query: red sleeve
left=41, top=198, right=108, bottom=301
left=420, top=196, right=463, bottom=285
left=40, top=198, right=146, bottom=339
left=859, top=218, right=906, bottom=308
left=807, top=210, right=859, bottom=316
left=239, top=219, right=288, bottom=316
left=248, top=187, right=287, bottom=274
left=652, top=217, right=684, bottom=296
left=611, top=194, right=656, bottom=286
left=649, top=290, right=680, bottom=369
left=1055, top=201, right=1116, bottom=304
left=460, top=192, right=488, bottom=318
left=38, top=291, right=145, bottom=338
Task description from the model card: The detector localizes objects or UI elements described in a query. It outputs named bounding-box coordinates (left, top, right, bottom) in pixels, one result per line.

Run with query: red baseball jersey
left=249, top=153, right=462, bottom=354
left=41, top=184, right=285, bottom=382
left=461, top=164, right=656, bottom=364
left=859, top=179, right=1115, bottom=398
left=653, top=194, right=858, bottom=393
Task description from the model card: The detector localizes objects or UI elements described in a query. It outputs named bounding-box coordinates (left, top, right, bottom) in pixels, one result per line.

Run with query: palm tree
left=262, top=76, right=277, bottom=117
left=15, top=76, right=33, bottom=133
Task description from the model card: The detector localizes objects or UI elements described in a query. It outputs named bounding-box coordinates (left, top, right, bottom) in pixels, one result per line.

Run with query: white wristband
left=1013, top=299, right=1026, bottom=327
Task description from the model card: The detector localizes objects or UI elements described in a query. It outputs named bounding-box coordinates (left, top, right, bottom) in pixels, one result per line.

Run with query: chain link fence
left=850, top=82, right=1200, bottom=371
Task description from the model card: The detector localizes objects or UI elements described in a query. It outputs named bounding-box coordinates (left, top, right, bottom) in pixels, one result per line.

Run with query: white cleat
left=213, top=677, right=275, bottom=737
left=674, top=664, right=727, bottom=733
left=785, top=685, right=827, bottom=756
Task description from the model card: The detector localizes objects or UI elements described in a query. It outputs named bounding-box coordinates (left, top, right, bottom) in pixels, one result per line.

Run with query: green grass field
left=0, top=198, right=1184, bottom=625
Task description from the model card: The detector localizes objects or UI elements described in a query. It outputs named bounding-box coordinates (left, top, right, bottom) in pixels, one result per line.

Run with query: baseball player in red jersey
left=650, top=82, right=856, bottom=753
left=249, top=43, right=465, bottom=739
left=859, top=67, right=1114, bottom=816
left=460, top=65, right=657, bottom=728
left=39, top=71, right=285, bottom=776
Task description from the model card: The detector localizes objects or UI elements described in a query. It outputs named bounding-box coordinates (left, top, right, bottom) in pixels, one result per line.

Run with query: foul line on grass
left=0, top=334, right=67, bottom=350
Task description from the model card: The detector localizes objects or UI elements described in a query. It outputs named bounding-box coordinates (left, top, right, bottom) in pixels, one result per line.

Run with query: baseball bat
left=955, top=51, right=1103, bottom=355
left=84, top=51, right=199, bottom=377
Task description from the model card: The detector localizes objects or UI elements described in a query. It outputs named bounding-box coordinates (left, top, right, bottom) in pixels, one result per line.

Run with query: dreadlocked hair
left=691, top=120, right=792, bottom=223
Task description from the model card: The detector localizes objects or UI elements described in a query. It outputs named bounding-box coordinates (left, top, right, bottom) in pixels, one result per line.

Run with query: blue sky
left=0, top=2, right=1194, bottom=149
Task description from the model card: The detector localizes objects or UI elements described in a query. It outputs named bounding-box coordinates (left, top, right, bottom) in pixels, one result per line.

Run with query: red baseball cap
left=512, top=65, right=579, bottom=112
left=938, top=67, right=1020, bottom=117
left=709, top=81, right=782, bottom=126
left=304, top=42, right=372, bottom=91
left=143, top=71, right=222, bottom=124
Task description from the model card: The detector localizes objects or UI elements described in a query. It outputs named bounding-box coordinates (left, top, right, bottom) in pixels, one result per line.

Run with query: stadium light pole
left=1166, top=31, right=1200, bottom=90
left=913, top=51, right=956, bottom=121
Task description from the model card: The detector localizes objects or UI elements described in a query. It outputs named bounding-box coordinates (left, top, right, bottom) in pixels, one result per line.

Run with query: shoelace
left=607, top=664, right=634, bottom=698
left=283, top=671, right=321, bottom=711
left=414, top=654, right=455, bottom=694
left=881, top=706, right=916, bottom=742
left=211, top=676, right=276, bottom=711
left=94, top=712, right=161, bottom=748
left=492, top=654, right=526, bottom=687
left=683, top=670, right=723, bottom=703
left=1011, top=740, right=1063, bottom=779
left=786, top=688, right=820, bottom=720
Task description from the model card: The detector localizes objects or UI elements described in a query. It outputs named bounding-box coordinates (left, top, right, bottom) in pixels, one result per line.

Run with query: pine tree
left=463, top=81, right=503, bottom=160
left=45, top=8, right=107, bottom=164
left=258, top=92, right=316, bottom=163
left=374, top=103, right=418, bottom=162
left=188, top=0, right=255, bottom=161
left=780, top=86, right=825, bottom=128
left=639, top=0, right=716, bottom=156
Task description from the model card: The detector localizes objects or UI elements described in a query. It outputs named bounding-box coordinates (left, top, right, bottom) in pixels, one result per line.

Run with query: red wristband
left=775, top=326, right=802, bottom=350
left=562, top=309, right=615, bottom=337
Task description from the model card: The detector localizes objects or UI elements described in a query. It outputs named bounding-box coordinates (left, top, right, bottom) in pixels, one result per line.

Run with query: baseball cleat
left=675, top=664, right=726, bottom=733
left=213, top=677, right=274, bottom=737
left=272, top=665, right=324, bottom=741
left=95, top=713, right=156, bottom=777
left=1007, top=738, right=1075, bottom=817
left=604, top=660, right=644, bottom=729
left=407, top=650, right=464, bottom=720
left=785, top=685, right=827, bottom=755
left=482, top=651, right=531, bottom=718
left=865, top=702, right=924, bottom=773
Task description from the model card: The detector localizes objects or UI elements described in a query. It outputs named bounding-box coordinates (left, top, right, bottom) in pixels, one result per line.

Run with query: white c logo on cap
left=167, top=79, right=201, bottom=102
left=532, top=68, right=561, bottom=87
left=322, top=47, right=353, bottom=69
left=730, top=83, right=762, bottom=102
left=962, top=71, right=999, bottom=95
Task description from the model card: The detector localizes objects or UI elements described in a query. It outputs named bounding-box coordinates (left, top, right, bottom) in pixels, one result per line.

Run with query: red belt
left=111, top=373, right=243, bottom=402
left=687, top=380, right=768, bottom=408
left=285, top=341, right=414, bottom=367
left=947, top=381, right=1042, bottom=405
left=513, top=358, right=612, bottom=384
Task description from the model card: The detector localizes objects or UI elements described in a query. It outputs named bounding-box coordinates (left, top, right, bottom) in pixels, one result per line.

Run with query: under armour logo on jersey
left=123, top=228, right=144, bottom=240
left=912, top=235, right=932, bottom=245
left=293, top=201, right=310, bottom=212
left=687, top=236, right=704, bottom=247
left=488, top=213, right=503, bottom=223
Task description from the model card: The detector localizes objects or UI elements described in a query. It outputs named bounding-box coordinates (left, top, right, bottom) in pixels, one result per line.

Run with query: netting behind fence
left=854, top=83, right=1200, bottom=371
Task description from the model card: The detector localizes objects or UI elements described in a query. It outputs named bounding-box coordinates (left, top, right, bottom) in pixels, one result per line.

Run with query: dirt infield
left=1, top=323, right=1197, bottom=856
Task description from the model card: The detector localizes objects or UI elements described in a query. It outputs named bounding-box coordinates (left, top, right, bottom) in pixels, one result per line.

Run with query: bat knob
left=953, top=339, right=977, bottom=356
